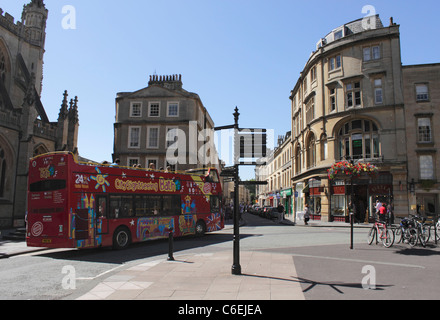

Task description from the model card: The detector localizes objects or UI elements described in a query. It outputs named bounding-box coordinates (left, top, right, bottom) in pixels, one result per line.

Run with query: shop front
left=294, top=182, right=305, bottom=223
left=281, top=188, right=293, bottom=219
left=330, top=181, right=347, bottom=222
left=330, top=172, right=394, bottom=223
left=307, top=179, right=323, bottom=221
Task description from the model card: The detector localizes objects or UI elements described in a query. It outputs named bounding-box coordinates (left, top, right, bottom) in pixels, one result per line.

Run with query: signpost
left=215, top=107, right=267, bottom=275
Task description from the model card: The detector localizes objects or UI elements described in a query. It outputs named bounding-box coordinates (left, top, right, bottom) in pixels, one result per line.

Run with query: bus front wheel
left=113, top=226, right=131, bottom=250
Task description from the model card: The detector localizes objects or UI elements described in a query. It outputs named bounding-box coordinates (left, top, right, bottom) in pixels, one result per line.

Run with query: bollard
left=168, top=228, right=175, bottom=261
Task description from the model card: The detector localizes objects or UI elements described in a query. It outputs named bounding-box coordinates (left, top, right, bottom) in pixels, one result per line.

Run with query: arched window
left=0, top=51, right=6, bottom=83
left=294, top=143, right=302, bottom=175
left=338, top=119, right=380, bottom=160
left=307, top=134, right=316, bottom=169
left=320, top=134, right=328, bottom=161
left=33, top=144, right=49, bottom=157
left=0, top=147, right=6, bottom=198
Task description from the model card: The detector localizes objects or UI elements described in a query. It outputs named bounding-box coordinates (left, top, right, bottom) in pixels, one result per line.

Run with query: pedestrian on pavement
left=379, top=203, right=387, bottom=222
left=375, top=199, right=382, bottom=218
left=277, top=203, right=285, bottom=222
left=387, top=203, right=394, bottom=224
left=349, top=200, right=357, bottom=222
left=304, top=204, right=310, bottom=225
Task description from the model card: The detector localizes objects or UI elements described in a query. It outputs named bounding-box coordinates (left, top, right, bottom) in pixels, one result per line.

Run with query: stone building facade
left=0, top=0, right=80, bottom=227
left=113, top=74, right=219, bottom=172
left=290, top=15, right=408, bottom=223
left=403, top=63, right=440, bottom=218
left=256, top=133, right=293, bottom=217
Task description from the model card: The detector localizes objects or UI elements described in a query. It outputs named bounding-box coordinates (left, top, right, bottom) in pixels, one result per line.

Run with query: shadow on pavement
left=241, top=273, right=392, bottom=294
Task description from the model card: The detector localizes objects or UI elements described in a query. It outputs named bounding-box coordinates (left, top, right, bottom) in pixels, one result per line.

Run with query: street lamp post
left=232, top=107, right=242, bottom=275
left=349, top=158, right=354, bottom=250
left=216, top=107, right=267, bottom=276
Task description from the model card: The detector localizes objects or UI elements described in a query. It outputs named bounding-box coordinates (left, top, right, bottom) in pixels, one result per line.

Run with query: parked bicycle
left=395, top=215, right=429, bottom=247
left=395, top=217, right=417, bottom=247
left=367, top=219, right=394, bottom=248
left=428, top=217, right=440, bottom=243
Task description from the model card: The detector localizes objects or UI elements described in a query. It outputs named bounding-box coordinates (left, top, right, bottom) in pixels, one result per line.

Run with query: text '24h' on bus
left=26, top=152, right=224, bottom=250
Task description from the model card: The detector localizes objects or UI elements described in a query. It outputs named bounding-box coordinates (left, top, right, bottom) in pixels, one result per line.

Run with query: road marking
left=291, top=253, right=425, bottom=269
left=76, top=265, right=126, bottom=281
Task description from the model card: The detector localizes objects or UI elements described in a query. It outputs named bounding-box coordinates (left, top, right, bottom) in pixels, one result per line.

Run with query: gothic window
left=33, top=144, right=49, bottom=157
left=0, top=147, right=6, bottom=198
left=0, top=51, right=6, bottom=83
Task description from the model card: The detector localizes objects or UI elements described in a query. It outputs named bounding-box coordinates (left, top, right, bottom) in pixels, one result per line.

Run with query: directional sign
left=239, top=181, right=268, bottom=186
left=220, top=166, right=237, bottom=177
left=237, top=129, right=267, bottom=159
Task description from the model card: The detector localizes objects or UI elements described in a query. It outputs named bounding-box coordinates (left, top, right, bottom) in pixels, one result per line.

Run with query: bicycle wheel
left=395, top=226, right=403, bottom=244
left=409, top=228, right=417, bottom=247
left=382, top=228, right=395, bottom=248
left=367, top=227, right=376, bottom=245
left=423, top=224, right=431, bottom=243
left=435, top=222, right=440, bottom=242
left=419, top=227, right=428, bottom=247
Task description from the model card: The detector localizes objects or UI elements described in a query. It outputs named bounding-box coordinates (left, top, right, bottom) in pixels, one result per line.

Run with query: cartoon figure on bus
left=182, top=195, right=196, bottom=214
left=178, top=214, right=196, bottom=235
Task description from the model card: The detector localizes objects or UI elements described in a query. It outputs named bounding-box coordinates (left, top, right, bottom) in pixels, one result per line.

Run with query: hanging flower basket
left=327, top=161, right=378, bottom=180
left=356, top=162, right=378, bottom=177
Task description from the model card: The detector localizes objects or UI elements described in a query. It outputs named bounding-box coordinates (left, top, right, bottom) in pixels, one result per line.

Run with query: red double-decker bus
left=26, top=152, right=224, bottom=250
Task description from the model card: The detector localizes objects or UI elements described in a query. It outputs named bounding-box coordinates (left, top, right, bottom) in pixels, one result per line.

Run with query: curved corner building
left=290, top=15, right=408, bottom=223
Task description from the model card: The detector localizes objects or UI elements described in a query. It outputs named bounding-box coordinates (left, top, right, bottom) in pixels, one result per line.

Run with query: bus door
left=96, top=195, right=109, bottom=235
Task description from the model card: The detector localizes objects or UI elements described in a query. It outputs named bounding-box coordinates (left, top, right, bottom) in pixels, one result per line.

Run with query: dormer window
left=334, top=29, right=343, bottom=40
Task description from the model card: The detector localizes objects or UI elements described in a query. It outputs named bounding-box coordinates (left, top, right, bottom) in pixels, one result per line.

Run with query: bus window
left=134, top=195, right=147, bottom=217
left=109, top=195, right=134, bottom=218
left=211, top=196, right=220, bottom=212
left=162, top=195, right=181, bottom=216
left=30, top=180, right=66, bottom=192
left=121, top=196, right=134, bottom=217
left=96, top=196, right=107, bottom=218
left=109, top=195, right=120, bottom=218
left=208, top=170, right=219, bottom=183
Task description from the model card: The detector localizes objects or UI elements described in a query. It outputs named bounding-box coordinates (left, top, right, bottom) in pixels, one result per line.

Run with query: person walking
left=379, top=203, right=388, bottom=223
left=375, top=200, right=382, bottom=218
left=304, top=203, right=310, bottom=225
left=277, top=203, right=285, bottom=223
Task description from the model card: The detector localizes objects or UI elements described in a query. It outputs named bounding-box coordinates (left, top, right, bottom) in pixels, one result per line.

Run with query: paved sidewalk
left=0, top=240, right=48, bottom=259
left=76, top=251, right=306, bottom=300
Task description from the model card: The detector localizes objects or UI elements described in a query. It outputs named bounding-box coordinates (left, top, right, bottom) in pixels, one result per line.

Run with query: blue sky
left=2, top=0, right=439, bottom=179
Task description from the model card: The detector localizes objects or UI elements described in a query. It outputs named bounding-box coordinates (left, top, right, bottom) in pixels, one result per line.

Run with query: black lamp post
left=232, top=107, right=241, bottom=275
left=349, top=158, right=354, bottom=250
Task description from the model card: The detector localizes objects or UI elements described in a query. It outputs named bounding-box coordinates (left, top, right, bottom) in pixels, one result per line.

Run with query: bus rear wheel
left=113, top=226, right=131, bottom=250
left=195, top=220, right=206, bottom=237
